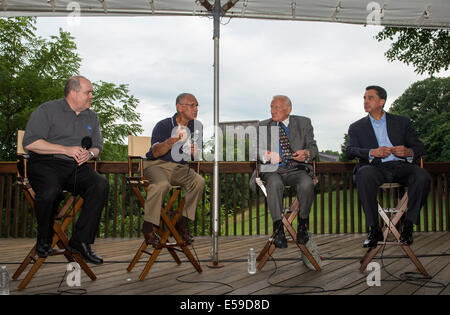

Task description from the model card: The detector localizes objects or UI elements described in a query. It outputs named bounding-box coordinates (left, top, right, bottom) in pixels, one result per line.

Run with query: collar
left=171, top=113, right=194, bottom=129
left=63, top=98, right=89, bottom=116
left=277, top=116, right=290, bottom=128
left=369, top=111, right=386, bottom=124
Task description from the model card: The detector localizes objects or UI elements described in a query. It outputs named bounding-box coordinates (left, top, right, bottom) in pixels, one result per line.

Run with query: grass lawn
left=221, top=190, right=445, bottom=236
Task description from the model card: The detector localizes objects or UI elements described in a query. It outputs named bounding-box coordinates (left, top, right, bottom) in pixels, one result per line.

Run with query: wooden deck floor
left=1, top=232, right=448, bottom=295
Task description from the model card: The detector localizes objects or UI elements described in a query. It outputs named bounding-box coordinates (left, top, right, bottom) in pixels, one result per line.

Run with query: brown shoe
left=142, top=221, right=161, bottom=246
left=175, top=216, right=194, bottom=245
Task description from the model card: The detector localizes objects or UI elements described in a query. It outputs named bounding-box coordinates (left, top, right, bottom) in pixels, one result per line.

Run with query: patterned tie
left=279, top=123, right=294, bottom=169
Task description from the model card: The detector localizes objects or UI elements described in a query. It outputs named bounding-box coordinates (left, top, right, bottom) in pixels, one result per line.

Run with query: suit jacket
left=249, top=115, right=319, bottom=192
left=346, top=112, right=425, bottom=174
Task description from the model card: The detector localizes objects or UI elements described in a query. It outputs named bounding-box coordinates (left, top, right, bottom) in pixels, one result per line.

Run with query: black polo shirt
left=146, top=113, right=203, bottom=164
left=23, top=98, right=104, bottom=160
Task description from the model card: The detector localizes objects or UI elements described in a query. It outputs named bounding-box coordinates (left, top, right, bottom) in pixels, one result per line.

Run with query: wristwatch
left=88, top=150, right=95, bottom=159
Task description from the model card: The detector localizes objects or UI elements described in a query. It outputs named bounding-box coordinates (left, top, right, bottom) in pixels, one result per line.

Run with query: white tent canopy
left=1, top=0, right=449, bottom=29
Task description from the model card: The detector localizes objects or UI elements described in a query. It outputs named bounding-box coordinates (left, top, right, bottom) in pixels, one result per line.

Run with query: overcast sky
left=35, top=16, right=449, bottom=153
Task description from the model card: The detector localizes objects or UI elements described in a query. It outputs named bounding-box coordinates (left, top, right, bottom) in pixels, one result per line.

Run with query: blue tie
left=279, top=124, right=294, bottom=169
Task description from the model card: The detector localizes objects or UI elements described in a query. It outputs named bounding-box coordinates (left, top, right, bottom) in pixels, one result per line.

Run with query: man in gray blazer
left=250, top=95, right=318, bottom=248
left=346, top=85, right=430, bottom=248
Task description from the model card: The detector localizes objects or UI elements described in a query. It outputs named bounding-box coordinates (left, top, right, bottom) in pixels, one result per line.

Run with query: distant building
left=318, top=152, right=339, bottom=162
left=219, top=120, right=340, bottom=162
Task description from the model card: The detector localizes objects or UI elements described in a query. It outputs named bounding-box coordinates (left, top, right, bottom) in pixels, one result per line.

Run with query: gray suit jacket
left=249, top=115, right=319, bottom=192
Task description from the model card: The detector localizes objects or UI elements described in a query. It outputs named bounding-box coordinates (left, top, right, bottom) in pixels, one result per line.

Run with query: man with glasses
left=142, top=93, right=205, bottom=246
left=22, top=76, right=109, bottom=264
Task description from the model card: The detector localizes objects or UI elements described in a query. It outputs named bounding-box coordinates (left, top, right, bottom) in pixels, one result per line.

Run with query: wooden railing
left=0, top=161, right=448, bottom=238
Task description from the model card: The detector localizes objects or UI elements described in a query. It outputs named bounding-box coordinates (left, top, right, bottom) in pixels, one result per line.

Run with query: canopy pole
left=208, top=0, right=224, bottom=269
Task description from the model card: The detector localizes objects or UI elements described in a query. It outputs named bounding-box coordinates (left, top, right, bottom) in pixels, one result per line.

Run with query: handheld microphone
left=192, top=130, right=200, bottom=143
left=81, top=136, right=92, bottom=150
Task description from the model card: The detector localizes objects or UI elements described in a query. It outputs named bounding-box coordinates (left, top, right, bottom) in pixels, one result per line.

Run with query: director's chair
left=125, top=135, right=202, bottom=280
left=359, top=158, right=429, bottom=278
left=255, top=160, right=322, bottom=272
left=12, top=130, right=97, bottom=290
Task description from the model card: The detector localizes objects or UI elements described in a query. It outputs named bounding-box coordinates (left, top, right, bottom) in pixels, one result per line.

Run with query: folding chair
left=255, top=160, right=322, bottom=271
left=359, top=158, right=429, bottom=277
left=125, top=135, right=202, bottom=280
left=12, top=130, right=97, bottom=290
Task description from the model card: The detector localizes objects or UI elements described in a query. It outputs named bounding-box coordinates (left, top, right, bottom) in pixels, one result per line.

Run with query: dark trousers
left=355, top=161, right=430, bottom=227
left=261, top=168, right=315, bottom=222
left=28, top=156, right=109, bottom=244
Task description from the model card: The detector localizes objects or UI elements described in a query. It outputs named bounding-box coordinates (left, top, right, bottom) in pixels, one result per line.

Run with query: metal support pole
left=208, top=0, right=224, bottom=268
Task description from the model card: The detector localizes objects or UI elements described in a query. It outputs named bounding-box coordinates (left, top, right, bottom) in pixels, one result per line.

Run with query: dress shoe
left=175, top=216, right=194, bottom=245
left=143, top=229, right=161, bottom=247
left=67, top=240, right=103, bottom=265
left=36, top=239, right=53, bottom=258
left=272, top=220, right=287, bottom=248
left=363, top=226, right=383, bottom=248
left=400, top=219, right=414, bottom=245
left=142, top=221, right=161, bottom=246
left=297, top=218, right=310, bottom=245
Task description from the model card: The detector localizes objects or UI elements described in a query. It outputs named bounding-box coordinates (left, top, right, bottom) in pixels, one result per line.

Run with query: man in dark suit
left=250, top=95, right=318, bottom=248
left=346, top=85, right=430, bottom=248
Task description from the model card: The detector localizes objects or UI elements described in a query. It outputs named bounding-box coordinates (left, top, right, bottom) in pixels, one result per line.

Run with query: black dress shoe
left=400, top=220, right=414, bottom=245
left=363, top=226, right=383, bottom=248
left=273, top=230, right=288, bottom=248
left=297, top=219, right=310, bottom=245
left=36, top=239, right=53, bottom=258
left=68, top=240, right=103, bottom=265
left=272, top=220, right=287, bottom=248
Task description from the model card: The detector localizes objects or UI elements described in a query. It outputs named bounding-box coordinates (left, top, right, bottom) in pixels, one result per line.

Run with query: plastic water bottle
left=0, top=266, right=10, bottom=295
left=248, top=248, right=256, bottom=274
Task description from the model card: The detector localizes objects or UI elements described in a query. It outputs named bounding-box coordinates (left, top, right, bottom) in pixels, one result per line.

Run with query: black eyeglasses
left=180, top=103, right=199, bottom=108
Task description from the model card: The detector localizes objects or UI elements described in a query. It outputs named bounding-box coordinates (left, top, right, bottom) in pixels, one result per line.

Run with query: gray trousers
left=143, top=160, right=205, bottom=226
left=260, top=168, right=315, bottom=222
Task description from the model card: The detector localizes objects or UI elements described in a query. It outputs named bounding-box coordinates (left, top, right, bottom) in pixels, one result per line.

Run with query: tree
left=389, top=77, right=450, bottom=161
left=0, top=17, right=81, bottom=160
left=376, top=27, right=450, bottom=76
left=0, top=17, right=143, bottom=161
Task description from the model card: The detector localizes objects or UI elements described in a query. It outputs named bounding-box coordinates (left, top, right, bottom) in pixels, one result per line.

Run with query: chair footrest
left=377, top=241, right=401, bottom=245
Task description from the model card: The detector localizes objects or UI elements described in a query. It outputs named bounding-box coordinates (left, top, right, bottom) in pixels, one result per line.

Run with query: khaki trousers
left=143, top=160, right=205, bottom=226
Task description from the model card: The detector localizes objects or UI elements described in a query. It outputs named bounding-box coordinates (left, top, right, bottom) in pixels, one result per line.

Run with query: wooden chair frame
left=255, top=160, right=321, bottom=271
left=125, top=135, right=202, bottom=280
left=12, top=130, right=97, bottom=290
left=359, top=158, right=429, bottom=278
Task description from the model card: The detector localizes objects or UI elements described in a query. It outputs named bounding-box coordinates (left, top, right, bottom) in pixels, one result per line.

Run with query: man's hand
left=267, top=151, right=282, bottom=164
left=166, top=133, right=183, bottom=148
left=292, top=150, right=310, bottom=162
left=66, top=146, right=91, bottom=166
left=370, top=146, right=392, bottom=158
left=391, top=145, right=413, bottom=158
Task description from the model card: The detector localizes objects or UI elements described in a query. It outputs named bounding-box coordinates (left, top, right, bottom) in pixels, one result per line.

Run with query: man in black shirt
left=23, top=76, right=109, bottom=264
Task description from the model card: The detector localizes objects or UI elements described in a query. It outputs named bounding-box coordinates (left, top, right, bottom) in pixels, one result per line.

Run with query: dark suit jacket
left=249, top=115, right=318, bottom=192
left=346, top=112, right=425, bottom=174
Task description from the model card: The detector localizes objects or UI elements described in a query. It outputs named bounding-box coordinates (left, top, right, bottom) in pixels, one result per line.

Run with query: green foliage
left=339, top=134, right=351, bottom=162
left=91, top=81, right=143, bottom=146
left=389, top=77, right=450, bottom=161
left=0, top=17, right=143, bottom=161
left=0, top=17, right=81, bottom=160
left=376, top=27, right=450, bottom=76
